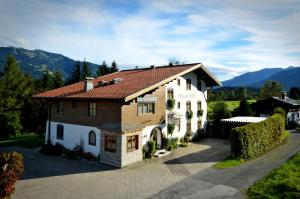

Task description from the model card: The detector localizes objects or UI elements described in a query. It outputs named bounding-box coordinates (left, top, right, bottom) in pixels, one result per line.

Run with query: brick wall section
left=121, top=85, right=166, bottom=131
left=51, top=101, right=122, bottom=127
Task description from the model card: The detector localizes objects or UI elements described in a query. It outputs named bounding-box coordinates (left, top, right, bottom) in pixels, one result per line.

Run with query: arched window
left=89, top=131, right=96, bottom=146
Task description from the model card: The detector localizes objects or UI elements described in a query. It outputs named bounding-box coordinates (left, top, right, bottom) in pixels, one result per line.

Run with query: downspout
left=47, top=103, right=51, bottom=144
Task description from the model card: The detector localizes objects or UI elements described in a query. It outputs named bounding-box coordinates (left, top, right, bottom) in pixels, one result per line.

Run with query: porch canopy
left=220, top=116, right=267, bottom=137
left=221, top=116, right=267, bottom=124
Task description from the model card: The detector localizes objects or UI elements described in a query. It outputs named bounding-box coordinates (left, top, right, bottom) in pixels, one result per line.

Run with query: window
left=88, top=102, right=96, bottom=116
left=186, top=101, right=191, bottom=111
left=89, top=131, right=96, bottom=146
left=127, top=135, right=138, bottom=152
left=137, top=103, right=155, bottom=115
left=57, top=102, right=64, bottom=114
left=56, top=124, right=64, bottom=140
left=197, top=101, right=201, bottom=111
left=105, top=135, right=117, bottom=153
left=186, top=79, right=191, bottom=90
left=167, top=89, right=174, bottom=99
left=177, top=118, right=181, bottom=132
left=197, top=79, right=202, bottom=90
left=197, top=120, right=202, bottom=129
left=177, top=79, right=180, bottom=86
left=177, top=102, right=181, bottom=109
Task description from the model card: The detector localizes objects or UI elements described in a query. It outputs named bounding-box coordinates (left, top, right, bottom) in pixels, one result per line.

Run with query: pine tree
left=81, top=59, right=91, bottom=80
left=52, top=71, right=64, bottom=89
left=111, top=60, right=118, bottom=73
left=96, top=61, right=109, bottom=77
left=0, top=56, right=32, bottom=137
left=68, top=61, right=81, bottom=84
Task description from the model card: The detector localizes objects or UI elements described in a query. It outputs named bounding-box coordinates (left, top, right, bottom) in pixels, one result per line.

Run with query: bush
left=162, top=137, right=178, bottom=151
left=179, top=142, right=188, bottom=147
left=231, top=113, right=285, bottom=159
left=0, top=152, right=24, bottom=199
left=274, top=107, right=285, bottom=116
left=39, top=143, right=65, bottom=156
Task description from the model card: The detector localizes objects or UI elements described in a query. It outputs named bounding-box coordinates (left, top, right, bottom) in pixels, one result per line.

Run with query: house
left=251, top=93, right=300, bottom=126
left=34, top=63, right=221, bottom=167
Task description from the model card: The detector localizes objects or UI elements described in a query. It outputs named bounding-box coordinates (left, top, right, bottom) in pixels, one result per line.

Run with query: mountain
left=222, top=68, right=283, bottom=87
left=0, top=47, right=99, bottom=78
left=222, top=67, right=300, bottom=90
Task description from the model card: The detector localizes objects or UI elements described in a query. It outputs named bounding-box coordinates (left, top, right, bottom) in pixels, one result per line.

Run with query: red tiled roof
left=34, top=63, right=220, bottom=101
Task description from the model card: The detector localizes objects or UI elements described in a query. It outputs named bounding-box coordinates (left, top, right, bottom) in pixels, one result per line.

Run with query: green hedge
left=231, top=113, right=285, bottom=159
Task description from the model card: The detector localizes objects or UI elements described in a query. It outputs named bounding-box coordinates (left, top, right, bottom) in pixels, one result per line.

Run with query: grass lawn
left=0, top=133, right=44, bottom=149
left=208, top=99, right=256, bottom=112
left=248, top=151, right=300, bottom=199
left=214, top=157, right=245, bottom=169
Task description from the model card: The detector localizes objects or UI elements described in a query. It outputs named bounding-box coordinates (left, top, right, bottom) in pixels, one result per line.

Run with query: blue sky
left=0, top=0, right=300, bottom=80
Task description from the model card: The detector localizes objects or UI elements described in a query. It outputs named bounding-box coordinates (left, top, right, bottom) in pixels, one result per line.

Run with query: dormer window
left=186, top=79, right=191, bottom=90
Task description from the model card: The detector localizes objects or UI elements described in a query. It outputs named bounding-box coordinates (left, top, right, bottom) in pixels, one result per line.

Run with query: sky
left=0, top=0, right=300, bottom=81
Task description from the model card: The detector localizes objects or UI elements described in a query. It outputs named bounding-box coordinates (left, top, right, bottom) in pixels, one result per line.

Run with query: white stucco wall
left=45, top=121, right=101, bottom=157
left=165, top=72, right=208, bottom=138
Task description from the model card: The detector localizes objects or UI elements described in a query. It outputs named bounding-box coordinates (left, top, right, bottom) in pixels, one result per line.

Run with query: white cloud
left=0, top=0, right=299, bottom=81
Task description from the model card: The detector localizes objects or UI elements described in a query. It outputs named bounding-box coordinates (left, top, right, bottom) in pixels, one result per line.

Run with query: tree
left=52, top=71, right=64, bottom=89
left=233, top=99, right=252, bottom=116
left=168, top=58, right=181, bottom=65
left=110, top=60, right=118, bottom=73
left=289, top=87, right=300, bottom=100
left=259, top=80, right=283, bottom=99
left=211, top=101, right=232, bottom=123
left=81, top=59, right=91, bottom=79
left=0, top=56, right=33, bottom=137
left=68, top=61, right=81, bottom=84
left=96, top=61, right=109, bottom=77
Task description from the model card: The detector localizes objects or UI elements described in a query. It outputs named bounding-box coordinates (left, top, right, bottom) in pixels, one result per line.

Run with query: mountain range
left=0, top=47, right=299, bottom=89
left=222, top=67, right=300, bottom=90
left=0, top=47, right=98, bottom=78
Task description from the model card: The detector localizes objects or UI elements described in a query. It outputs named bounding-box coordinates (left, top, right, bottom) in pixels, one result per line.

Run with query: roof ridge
left=121, top=63, right=200, bottom=72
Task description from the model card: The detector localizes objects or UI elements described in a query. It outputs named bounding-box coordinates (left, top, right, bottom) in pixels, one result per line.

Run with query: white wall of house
left=165, top=72, right=207, bottom=138
left=45, top=121, right=101, bottom=157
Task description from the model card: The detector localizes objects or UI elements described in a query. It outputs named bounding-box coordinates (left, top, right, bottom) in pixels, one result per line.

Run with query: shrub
left=167, top=99, right=175, bottom=110
left=144, top=141, right=156, bottom=158
left=0, top=152, right=24, bottom=199
left=162, top=137, right=178, bottom=151
left=179, top=142, right=188, bottom=147
left=274, top=107, right=285, bottom=116
left=39, top=143, right=65, bottom=156
left=231, top=113, right=285, bottom=159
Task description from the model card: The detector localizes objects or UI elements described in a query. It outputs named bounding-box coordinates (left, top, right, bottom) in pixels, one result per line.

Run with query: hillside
left=222, top=68, right=283, bottom=87
left=223, top=67, right=300, bottom=90
left=0, top=47, right=98, bottom=78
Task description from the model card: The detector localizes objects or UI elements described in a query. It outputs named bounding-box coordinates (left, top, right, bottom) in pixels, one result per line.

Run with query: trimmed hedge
left=231, top=113, right=285, bottom=159
left=0, top=152, right=24, bottom=199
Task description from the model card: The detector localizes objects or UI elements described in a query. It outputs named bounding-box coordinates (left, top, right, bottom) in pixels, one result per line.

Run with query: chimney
left=84, top=77, right=94, bottom=92
left=281, top=91, right=287, bottom=99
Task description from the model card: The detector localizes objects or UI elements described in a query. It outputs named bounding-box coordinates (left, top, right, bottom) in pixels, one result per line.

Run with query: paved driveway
left=3, top=133, right=300, bottom=199
left=4, top=138, right=231, bottom=199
